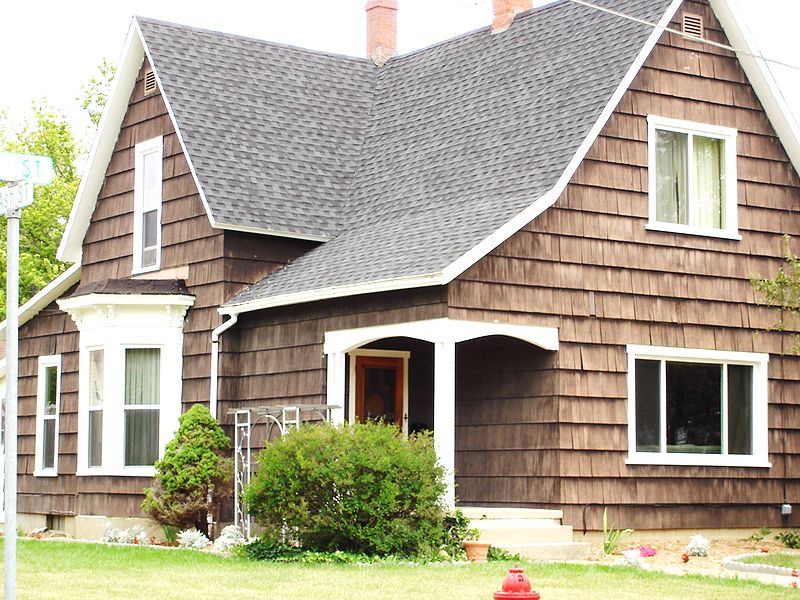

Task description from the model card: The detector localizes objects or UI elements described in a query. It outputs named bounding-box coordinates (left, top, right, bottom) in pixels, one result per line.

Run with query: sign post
left=2, top=155, right=51, bottom=600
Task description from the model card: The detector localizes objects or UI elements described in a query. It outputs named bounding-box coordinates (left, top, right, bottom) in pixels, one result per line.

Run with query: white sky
left=1, top=0, right=799, bottom=147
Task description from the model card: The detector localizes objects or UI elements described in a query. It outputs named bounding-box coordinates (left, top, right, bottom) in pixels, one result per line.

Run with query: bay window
left=626, top=345, right=769, bottom=467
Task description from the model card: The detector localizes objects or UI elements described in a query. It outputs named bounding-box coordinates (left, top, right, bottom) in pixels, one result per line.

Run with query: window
left=124, top=348, right=160, bottom=466
left=626, top=345, right=769, bottom=467
left=647, top=116, right=739, bottom=239
left=58, top=292, right=194, bottom=477
left=88, top=349, right=104, bottom=467
left=35, top=355, right=61, bottom=476
left=133, top=136, right=163, bottom=273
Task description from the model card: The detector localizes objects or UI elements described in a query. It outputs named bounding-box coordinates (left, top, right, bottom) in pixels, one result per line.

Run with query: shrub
left=212, top=525, right=246, bottom=553
left=142, top=404, right=233, bottom=535
left=178, top=528, right=211, bottom=550
left=685, top=534, right=710, bottom=557
left=441, top=509, right=479, bottom=559
left=777, top=529, right=800, bottom=549
left=245, top=421, right=446, bottom=557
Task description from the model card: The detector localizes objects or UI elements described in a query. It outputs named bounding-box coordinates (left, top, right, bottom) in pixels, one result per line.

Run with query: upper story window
left=35, top=355, right=61, bottom=477
left=647, top=116, right=739, bottom=240
left=133, top=136, right=163, bottom=273
left=626, top=345, right=769, bottom=468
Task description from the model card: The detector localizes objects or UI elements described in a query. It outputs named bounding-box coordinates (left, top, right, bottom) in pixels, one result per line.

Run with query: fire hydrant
left=493, top=567, right=541, bottom=599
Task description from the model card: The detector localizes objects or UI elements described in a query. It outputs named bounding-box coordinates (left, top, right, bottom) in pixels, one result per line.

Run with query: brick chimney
left=492, top=0, right=533, bottom=34
left=366, top=0, right=397, bottom=67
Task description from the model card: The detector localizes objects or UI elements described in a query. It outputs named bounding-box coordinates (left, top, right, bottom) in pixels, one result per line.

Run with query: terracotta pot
left=464, top=540, right=491, bottom=562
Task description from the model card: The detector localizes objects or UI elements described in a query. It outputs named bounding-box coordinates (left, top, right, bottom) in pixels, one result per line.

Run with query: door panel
left=355, top=356, right=404, bottom=428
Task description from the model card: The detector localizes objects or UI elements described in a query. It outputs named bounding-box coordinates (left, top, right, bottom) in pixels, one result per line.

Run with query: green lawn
left=2, top=539, right=798, bottom=599
left=743, top=553, right=800, bottom=569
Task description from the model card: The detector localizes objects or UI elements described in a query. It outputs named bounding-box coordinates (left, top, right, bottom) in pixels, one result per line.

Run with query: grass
left=743, top=553, right=800, bottom=569
left=1, top=539, right=798, bottom=599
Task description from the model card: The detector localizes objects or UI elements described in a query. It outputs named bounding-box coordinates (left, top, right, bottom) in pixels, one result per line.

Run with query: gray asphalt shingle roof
left=137, top=0, right=674, bottom=308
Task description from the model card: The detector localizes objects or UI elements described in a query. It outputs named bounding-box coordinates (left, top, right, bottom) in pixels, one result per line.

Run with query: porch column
left=434, top=339, right=456, bottom=509
left=325, top=351, right=346, bottom=426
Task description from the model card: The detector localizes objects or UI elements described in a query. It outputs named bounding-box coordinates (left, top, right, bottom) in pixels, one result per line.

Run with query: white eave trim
left=0, top=263, right=82, bottom=339
left=219, top=272, right=443, bottom=316
left=58, top=292, right=195, bottom=312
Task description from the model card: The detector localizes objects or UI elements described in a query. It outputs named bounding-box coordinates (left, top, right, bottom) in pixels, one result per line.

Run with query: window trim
left=132, top=136, right=163, bottom=274
left=646, top=115, right=740, bottom=240
left=34, top=354, right=61, bottom=477
left=626, top=345, right=770, bottom=468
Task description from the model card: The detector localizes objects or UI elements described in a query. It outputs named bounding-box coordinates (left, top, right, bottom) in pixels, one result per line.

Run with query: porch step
left=463, top=507, right=590, bottom=561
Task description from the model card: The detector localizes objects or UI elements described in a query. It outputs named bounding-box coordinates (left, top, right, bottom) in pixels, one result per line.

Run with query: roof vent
left=682, top=13, right=704, bottom=39
left=144, top=68, right=157, bottom=96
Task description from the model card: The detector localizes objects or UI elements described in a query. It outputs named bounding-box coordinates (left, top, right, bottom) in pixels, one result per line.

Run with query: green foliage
left=487, top=546, right=522, bottom=561
left=440, top=509, right=479, bottom=559
left=142, top=404, right=233, bottom=534
left=162, top=525, right=177, bottom=543
left=776, top=529, right=800, bottom=549
left=235, top=535, right=377, bottom=564
left=79, top=59, right=116, bottom=127
left=751, top=235, right=800, bottom=353
left=0, top=103, right=79, bottom=318
left=602, top=507, right=633, bottom=555
left=742, top=527, right=772, bottom=542
left=245, top=421, right=447, bottom=557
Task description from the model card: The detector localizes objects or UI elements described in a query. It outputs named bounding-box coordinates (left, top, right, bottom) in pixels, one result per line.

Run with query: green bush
left=245, top=421, right=446, bottom=557
left=142, top=404, right=233, bottom=534
left=777, top=529, right=800, bottom=549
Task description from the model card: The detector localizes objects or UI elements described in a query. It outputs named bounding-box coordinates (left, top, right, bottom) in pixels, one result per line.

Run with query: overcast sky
left=1, top=0, right=798, bottom=146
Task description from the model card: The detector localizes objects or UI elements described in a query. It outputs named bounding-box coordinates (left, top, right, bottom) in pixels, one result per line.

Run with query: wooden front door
left=354, top=355, right=404, bottom=428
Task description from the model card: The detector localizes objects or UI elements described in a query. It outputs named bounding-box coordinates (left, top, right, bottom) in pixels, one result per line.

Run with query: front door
left=354, top=355, right=404, bottom=429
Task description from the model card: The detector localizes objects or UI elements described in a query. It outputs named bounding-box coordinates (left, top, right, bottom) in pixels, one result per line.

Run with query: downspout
left=210, top=313, right=238, bottom=420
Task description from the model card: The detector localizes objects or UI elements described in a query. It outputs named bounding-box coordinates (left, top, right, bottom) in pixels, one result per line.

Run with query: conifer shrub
left=245, top=421, right=446, bottom=557
left=142, top=404, right=232, bottom=535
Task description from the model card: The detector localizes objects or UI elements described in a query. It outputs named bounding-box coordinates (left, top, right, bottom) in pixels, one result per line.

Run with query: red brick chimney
left=366, top=0, right=397, bottom=66
left=492, top=0, right=533, bottom=34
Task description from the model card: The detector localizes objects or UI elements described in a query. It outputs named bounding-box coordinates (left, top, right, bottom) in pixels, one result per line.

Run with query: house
left=4, top=0, right=800, bottom=539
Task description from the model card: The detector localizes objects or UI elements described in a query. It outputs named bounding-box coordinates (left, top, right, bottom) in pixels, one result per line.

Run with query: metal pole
left=4, top=204, right=20, bottom=600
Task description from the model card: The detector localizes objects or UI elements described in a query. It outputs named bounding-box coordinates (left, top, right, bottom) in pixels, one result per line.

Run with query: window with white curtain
left=647, top=116, right=739, bottom=239
left=35, top=355, right=61, bottom=476
left=88, top=349, right=104, bottom=468
left=133, top=136, right=163, bottom=273
left=124, top=348, right=161, bottom=466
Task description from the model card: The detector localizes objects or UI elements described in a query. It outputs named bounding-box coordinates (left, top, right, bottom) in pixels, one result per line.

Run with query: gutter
left=209, top=313, right=238, bottom=420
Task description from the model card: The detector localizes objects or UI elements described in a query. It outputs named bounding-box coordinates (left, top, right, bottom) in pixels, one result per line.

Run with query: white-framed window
left=133, top=136, right=163, bottom=273
left=58, top=293, right=194, bottom=477
left=646, top=115, right=739, bottom=240
left=35, top=355, right=61, bottom=477
left=626, top=345, right=769, bottom=467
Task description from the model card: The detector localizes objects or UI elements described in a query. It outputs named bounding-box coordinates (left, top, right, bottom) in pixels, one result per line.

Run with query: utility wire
left=567, top=0, right=800, bottom=73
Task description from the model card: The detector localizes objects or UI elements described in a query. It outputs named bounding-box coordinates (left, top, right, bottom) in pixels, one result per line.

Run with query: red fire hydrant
left=493, top=567, right=541, bottom=599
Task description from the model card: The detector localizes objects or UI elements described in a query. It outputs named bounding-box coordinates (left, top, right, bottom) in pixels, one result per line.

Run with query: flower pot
left=464, top=540, right=491, bottom=562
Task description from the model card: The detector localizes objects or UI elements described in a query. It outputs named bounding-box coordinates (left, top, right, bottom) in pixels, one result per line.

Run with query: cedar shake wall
left=218, top=287, right=448, bottom=442
left=449, top=0, right=800, bottom=530
left=18, top=58, right=314, bottom=517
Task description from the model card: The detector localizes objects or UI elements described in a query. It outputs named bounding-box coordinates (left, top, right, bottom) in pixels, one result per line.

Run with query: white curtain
left=89, top=350, right=104, bottom=467
left=655, top=130, right=688, bottom=224
left=693, top=135, right=725, bottom=229
left=124, top=348, right=160, bottom=466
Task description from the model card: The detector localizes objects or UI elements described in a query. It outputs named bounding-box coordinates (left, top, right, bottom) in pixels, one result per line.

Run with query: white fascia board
left=214, top=221, right=332, bottom=242
left=58, top=292, right=195, bottom=312
left=0, top=264, right=81, bottom=339
left=135, top=18, right=217, bottom=233
left=440, top=0, right=685, bottom=284
left=219, top=272, right=444, bottom=316
left=710, top=0, right=800, bottom=175
left=58, top=23, right=144, bottom=263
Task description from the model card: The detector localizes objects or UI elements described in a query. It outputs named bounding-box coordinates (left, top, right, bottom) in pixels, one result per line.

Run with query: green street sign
left=0, top=152, right=54, bottom=184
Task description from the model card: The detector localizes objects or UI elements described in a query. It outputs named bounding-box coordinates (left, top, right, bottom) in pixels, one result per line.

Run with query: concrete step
left=500, top=541, right=592, bottom=561
left=475, top=524, right=574, bottom=545
left=460, top=507, right=564, bottom=520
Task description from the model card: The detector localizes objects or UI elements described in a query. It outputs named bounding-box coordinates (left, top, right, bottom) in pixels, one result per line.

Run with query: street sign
left=0, top=181, right=34, bottom=212
left=0, top=152, right=54, bottom=185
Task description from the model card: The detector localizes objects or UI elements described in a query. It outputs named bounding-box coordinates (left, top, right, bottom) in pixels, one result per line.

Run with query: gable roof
left=57, top=0, right=800, bottom=315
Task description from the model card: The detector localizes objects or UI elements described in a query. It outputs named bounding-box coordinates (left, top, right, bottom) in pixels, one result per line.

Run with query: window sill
left=76, top=467, right=156, bottom=477
left=626, top=454, right=771, bottom=468
left=131, top=264, right=160, bottom=276
left=645, top=222, right=742, bottom=241
left=33, top=469, right=58, bottom=478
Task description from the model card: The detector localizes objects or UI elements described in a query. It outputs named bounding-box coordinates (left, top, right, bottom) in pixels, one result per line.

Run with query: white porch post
left=434, top=339, right=456, bottom=509
left=326, top=351, right=346, bottom=426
